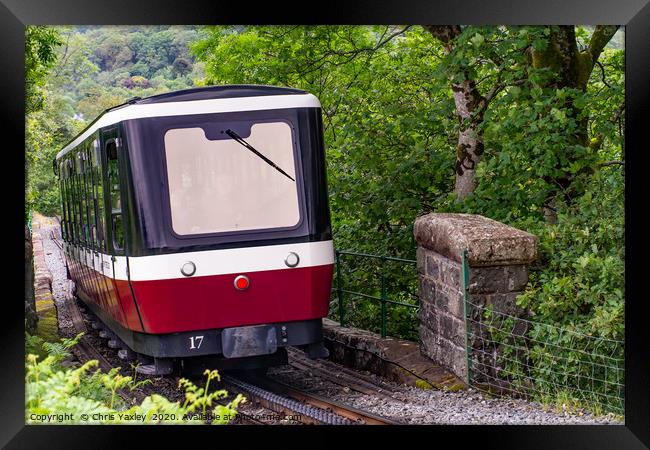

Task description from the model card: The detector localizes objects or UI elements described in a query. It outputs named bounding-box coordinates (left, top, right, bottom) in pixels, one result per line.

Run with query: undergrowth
left=25, top=332, right=245, bottom=424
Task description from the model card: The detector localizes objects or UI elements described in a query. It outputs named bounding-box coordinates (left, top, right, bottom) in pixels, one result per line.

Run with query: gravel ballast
left=268, top=362, right=623, bottom=425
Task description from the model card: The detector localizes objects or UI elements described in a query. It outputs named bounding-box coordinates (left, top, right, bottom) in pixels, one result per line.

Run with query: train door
left=101, top=128, right=143, bottom=332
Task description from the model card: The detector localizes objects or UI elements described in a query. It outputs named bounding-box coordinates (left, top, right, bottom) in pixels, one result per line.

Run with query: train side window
left=107, top=141, right=120, bottom=209
left=112, top=214, right=124, bottom=251
left=59, top=160, right=69, bottom=242
left=65, top=175, right=72, bottom=242
left=90, top=139, right=106, bottom=251
left=92, top=139, right=101, bottom=167
left=65, top=163, right=72, bottom=242
left=86, top=149, right=97, bottom=249
left=78, top=152, right=88, bottom=245
left=60, top=178, right=68, bottom=241
left=106, top=139, right=124, bottom=252
left=59, top=176, right=65, bottom=240
left=72, top=163, right=80, bottom=243
left=77, top=152, right=84, bottom=174
left=96, top=166, right=106, bottom=252
left=70, top=163, right=78, bottom=243
left=76, top=157, right=85, bottom=245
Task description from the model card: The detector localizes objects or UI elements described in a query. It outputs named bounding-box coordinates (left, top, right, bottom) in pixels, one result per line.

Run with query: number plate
left=221, top=325, right=277, bottom=358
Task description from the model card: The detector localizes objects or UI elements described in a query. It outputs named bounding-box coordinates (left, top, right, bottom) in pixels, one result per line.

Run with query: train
left=54, top=85, right=334, bottom=375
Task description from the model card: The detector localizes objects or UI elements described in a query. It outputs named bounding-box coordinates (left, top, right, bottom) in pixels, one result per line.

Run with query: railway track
left=47, top=227, right=399, bottom=425
left=223, top=374, right=399, bottom=425
left=285, top=347, right=406, bottom=403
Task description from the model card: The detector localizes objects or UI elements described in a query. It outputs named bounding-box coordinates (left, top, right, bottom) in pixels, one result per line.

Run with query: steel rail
left=222, top=374, right=354, bottom=425
left=252, top=375, right=400, bottom=425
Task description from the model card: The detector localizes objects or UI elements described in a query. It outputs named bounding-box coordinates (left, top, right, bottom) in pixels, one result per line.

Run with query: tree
left=527, top=25, right=619, bottom=222
left=172, top=57, right=192, bottom=77
left=424, top=25, right=618, bottom=211
left=26, top=26, right=62, bottom=114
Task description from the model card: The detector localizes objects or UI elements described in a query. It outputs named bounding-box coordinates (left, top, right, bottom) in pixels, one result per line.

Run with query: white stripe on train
left=56, top=93, right=321, bottom=159
left=64, top=240, right=334, bottom=282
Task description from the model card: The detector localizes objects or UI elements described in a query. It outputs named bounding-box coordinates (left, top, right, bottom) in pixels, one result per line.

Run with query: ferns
left=25, top=335, right=244, bottom=424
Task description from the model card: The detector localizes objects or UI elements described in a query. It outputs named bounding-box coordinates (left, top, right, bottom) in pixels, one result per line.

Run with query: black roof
left=112, top=84, right=307, bottom=109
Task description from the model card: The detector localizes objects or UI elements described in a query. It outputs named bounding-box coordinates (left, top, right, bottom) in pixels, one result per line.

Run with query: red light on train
left=234, top=275, right=250, bottom=291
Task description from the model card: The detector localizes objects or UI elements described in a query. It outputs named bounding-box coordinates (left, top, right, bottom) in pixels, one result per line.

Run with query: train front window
left=164, top=121, right=300, bottom=236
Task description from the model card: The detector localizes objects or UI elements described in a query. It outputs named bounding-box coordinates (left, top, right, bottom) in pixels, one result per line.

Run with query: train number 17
left=189, top=335, right=204, bottom=350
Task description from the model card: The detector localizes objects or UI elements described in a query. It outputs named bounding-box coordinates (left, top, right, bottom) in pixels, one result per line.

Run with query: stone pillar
left=414, top=213, right=538, bottom=383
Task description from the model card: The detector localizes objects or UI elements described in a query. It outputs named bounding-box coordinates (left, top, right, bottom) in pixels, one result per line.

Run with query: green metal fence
left=331, top=250, right=419, bottom=338
left=460, top=249, right=625, bottom=416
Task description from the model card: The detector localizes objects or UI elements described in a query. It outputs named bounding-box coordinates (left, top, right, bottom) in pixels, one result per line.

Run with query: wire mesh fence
left=460, top=250, right=625, bottom=416
left=465, top=299, right=625, bottom=415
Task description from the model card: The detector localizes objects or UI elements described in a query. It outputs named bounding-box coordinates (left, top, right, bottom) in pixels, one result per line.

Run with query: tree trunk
left=452, top=80, right=486, bottom=199
left=425, top=25, right=488, bottom=201
left=25, top=224, right=38, bottom=335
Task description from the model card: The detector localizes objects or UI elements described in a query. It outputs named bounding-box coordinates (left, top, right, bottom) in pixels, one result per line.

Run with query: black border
left=5, top=1, right=649, bottom=448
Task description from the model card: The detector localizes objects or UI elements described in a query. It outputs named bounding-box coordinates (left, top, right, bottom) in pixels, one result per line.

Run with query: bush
left=26, top=333, right=245, bottom=424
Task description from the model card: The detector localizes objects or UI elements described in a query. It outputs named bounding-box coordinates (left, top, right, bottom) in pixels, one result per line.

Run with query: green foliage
left=26, top=333, right=47, bottom=359
left=25, top=26, right=63, bottom=115
left=25, top=334, right=245, bottom=424
left=25, top=26, right=63, bottom=217
left=517, top=172, right=624, bottom=338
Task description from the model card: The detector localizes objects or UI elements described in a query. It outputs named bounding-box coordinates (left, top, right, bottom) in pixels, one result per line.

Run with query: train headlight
left=234, top=275, right=250, bottom=290
left=285, top=252, right=300, bottom=268
left=181, top=261, right=196, bottom=277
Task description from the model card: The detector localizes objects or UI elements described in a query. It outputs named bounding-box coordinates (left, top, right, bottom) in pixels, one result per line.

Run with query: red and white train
left=55, top=85, right=334, bottom=375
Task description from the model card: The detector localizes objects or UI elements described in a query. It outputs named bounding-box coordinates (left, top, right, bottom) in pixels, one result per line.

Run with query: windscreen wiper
left=225, top=129, right=295, bottom=182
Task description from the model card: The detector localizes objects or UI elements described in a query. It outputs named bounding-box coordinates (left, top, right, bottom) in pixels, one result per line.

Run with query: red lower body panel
left=66, top=254, right=141, bottom=331
left=130, top=264, right=334, bottom=334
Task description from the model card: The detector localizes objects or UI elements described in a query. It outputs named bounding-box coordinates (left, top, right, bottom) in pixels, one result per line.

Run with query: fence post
left=380, top=256, right=387, bottom=338
left=336, top=250, right=345, bottom=327
left=461, top=249, right=472, bottom=385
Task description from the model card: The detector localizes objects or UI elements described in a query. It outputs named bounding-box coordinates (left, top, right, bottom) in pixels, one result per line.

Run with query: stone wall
left=25, top=224, right=37, bottom=334
left=414, top=213, right=538, bottom=383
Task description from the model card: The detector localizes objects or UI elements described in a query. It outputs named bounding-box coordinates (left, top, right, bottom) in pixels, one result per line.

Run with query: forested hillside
left=26, top=26, right=206, bottom=215
left=26, top=25, right=625, bottom=413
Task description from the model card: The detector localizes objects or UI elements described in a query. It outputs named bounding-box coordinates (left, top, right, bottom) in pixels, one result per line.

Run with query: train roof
left=123, top=84, right=308, bottom=104
left=56, top=85, right=319, bottom=160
